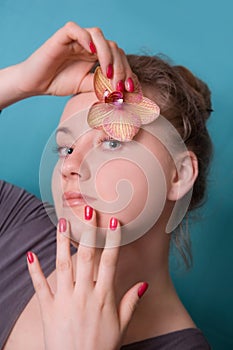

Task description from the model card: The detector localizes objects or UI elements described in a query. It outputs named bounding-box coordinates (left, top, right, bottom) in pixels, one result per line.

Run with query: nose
left=61, top=147, right=90, bottom=181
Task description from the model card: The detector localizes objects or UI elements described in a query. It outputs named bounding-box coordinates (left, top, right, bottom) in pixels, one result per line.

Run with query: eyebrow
left=55, top=127, right=73, bottom=137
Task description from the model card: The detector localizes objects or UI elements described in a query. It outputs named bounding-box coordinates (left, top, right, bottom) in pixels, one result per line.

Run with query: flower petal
left=87, top=102, right=113, bottom=129
left=124, top=78, right=143, bottom=104
left=94, top=67, right=113, bottom=101
left=137, top=97, right=160, bottom=124
left=116, top=102, right=160, bottom=124
left=102, top=105, right=141, bottom=141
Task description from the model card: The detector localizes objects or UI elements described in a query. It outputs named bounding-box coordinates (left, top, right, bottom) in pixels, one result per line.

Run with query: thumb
left=79, top=72, right=94, bottom=92
left=118, top=282, right=149, bottom=331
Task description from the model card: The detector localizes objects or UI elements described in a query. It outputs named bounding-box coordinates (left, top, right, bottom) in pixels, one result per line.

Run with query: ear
left=167, top=151, right=198, bottom=201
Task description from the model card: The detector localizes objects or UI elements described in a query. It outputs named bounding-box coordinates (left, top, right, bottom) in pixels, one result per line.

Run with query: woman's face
left=52, top=92, right=176, bottom=247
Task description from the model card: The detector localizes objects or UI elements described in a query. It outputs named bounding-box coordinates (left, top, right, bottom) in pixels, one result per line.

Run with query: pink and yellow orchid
left=87, top=67, right=160, bottom=142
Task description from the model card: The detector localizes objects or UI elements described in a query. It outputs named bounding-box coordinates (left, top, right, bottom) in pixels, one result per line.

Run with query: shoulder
left=0, top=180, right=57, bottom=349
left=0, top=180, right=56, bottom=231
left=121, top=328, right=211, bottom=350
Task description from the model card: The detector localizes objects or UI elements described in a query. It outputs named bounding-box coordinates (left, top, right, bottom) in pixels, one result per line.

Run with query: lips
left=63, top=191, right=95, bottom=208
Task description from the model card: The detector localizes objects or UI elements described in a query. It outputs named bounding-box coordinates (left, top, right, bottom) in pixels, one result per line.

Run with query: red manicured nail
left=126, top=77, right=134, bottom=92
left=116, top=80, right=124, bottom=92
left=89, top=41, right=97, bottom=54
left=85, top=205, right=93, bottom=220
left=106, top=64, right=113, bottom=79
left=27, top=251, right=34, bottom=264
left=110, top=217, right=118, bottom=230
left=59, top=218, right=67, bottom=233
left=138, top=282, right=149, bottom=298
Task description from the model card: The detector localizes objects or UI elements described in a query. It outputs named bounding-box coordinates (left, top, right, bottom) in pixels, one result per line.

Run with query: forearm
left=0, top=63, right=34, bottom=109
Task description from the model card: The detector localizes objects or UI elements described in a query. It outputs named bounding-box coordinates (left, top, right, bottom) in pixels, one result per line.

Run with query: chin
left=54, top=199, right=163, bottom=248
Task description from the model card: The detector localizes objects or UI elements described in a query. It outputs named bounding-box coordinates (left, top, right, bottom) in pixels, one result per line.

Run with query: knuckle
left=78, top=248, right=94, bottom=263
left=94, top=290, right=107, bottom=310
left=57, top=232, right=67, bottom=244
left=64, top=21, right=75, bottom=30
left=127, top=299, right=137, bottom=314
left=33, top=277, right=47, bottom=292
left=108, top=41, right=118, bottom=50
left=96, top=298, right=105, bottom=311
left=119, top=47, right=125, bottom=55
left=56, top=259, right=72, bottom=272
left=115, top=65, right=125, bottom=78
left=102, top=251, right=115, bottom=268
left=91, top=27, right=103, bottom=36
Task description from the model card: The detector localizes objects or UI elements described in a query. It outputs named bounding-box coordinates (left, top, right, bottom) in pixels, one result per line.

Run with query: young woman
left=0, top=22, right=212, bottom=349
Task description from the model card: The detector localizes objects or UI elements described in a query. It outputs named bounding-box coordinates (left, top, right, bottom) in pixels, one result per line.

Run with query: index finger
left=46, top=22, right=95, bottom=55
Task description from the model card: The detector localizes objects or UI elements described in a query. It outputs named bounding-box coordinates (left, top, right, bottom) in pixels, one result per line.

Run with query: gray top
left=0, top=180, right=58, bottom=348
left=121, top=328, right=211, bottom=349
left=0, top=180, right=211, bottom=349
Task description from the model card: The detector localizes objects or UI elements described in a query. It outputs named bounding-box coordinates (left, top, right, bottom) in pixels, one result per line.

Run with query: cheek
left=96, top=159, right=148, bottom=221
left=94, top=155, right=167, bottom=239
left=50, top=146, right=168, bottom=247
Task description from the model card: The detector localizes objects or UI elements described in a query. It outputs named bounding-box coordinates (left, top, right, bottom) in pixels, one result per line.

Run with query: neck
left=111, top=222, right=195, bottom=344
left=73, top=215, right=195, bottom=344
left=114, top=221, right=171, bottom=302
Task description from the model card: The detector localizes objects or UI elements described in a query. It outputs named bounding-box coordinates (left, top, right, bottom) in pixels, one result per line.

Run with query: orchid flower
left=87, top=67, right=160, bottom=142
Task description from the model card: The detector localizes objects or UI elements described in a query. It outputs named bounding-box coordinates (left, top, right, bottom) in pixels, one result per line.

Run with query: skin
left=1, top=22, right=199, bottom=350
left=26, top=93, right=197, bottom=349
left=52, top=92, right=175, bottom=247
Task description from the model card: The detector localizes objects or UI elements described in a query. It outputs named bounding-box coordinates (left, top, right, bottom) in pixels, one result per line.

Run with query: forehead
left=58, top=91, right=184, bottom=163
left=57, top=92, right=98, bottom=139
left=60, top=92, right=98, bottom=124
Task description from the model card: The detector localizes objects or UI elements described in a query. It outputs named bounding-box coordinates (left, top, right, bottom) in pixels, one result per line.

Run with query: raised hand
left=27, top=207, right=148, bottom=350
left=0, top=22, right=135, bottom=109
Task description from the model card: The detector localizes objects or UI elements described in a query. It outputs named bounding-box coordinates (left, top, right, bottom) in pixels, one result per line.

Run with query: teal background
left=0, top=0, right=232, bottom=348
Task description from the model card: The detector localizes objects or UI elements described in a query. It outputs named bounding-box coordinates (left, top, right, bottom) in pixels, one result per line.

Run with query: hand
left=27, top=209, right=148, bottom=350
left=17, top=22, right=134, bottom=97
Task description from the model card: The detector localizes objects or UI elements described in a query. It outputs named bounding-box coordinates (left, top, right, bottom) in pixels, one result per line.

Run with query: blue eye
left=102, top=139, right=122, bottom=150
left=54, top=146, right=74, bottom=157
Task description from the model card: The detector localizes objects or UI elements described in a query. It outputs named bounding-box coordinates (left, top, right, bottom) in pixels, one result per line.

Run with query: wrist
left=0, top=63, right=36, bottom=109
left=13, top=61, right=38, bottom=99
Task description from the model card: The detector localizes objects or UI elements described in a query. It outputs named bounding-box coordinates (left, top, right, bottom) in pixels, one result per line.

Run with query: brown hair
left=127, top=55, right=213, bottom=267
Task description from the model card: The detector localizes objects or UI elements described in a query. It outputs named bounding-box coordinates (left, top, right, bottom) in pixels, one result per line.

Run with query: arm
left=0, top=22, right=135, bottom=110
left=0, top=64, right=30, bottom=109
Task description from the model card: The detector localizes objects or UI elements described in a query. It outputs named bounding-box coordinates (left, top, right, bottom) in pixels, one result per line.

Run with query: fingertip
left=106, top=63, right=113, bottom=79
left=83, top=206, right=97, bottom=227
left=27, top=251, right=34, bottom=265
left=89, top=41, right=97, bottom=54
left=116, top=80, right=125, bottom=93
left=58, top=218, right=67, bottom=233
left=109, top=217, right=118, bottom=231
left=84, top=205, right=93, bottom=220
left=57, top=218, right=71, bottom=243
left=105, top=217, right=121, bottom=248
left=137, top=282, right=149, bottom=299
left=125, top=77, right=135, bottom=92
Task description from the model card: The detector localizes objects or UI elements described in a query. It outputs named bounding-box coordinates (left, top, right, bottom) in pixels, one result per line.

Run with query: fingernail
left=116, top=80, right=124, bottom=92
left=59, top=218, right=67, bottom=233
left=89, top=41, right=97, bottom=54
left=27, top=251, right=34, bottom=264
left=106, top=63, right=113, bottom=79
left=138, top=282, right=149, bottom=298
left=85, top=205, right=93, bottom=220
left=110, top=217, right=118, bottom=230
left=125, top=77, right=134, bottom=92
